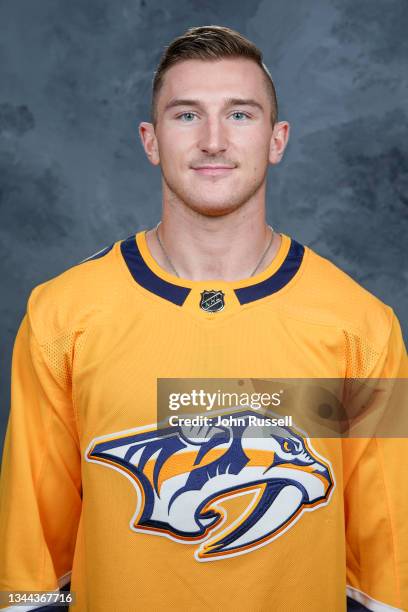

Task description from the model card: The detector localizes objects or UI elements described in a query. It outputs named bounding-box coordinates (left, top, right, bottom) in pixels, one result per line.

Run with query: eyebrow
left=163, top=97, right=264, bottom=113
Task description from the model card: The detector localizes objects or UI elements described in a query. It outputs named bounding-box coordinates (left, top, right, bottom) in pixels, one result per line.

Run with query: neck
left=145, top=200, right=281, bottom=282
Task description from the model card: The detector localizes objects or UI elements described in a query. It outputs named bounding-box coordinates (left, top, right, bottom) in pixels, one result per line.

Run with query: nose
left=198, top=117, right=228, bottom=156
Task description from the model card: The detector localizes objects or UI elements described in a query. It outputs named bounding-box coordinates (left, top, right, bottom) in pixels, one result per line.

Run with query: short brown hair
left=151, top=25, right=278, bottom=127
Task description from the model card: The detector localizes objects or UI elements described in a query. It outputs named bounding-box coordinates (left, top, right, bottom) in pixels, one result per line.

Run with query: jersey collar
left=120, top=230, right=305, bottom=307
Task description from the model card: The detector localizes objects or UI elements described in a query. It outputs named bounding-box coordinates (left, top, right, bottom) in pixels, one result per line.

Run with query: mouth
left=191, top=165, right=236, bottom=177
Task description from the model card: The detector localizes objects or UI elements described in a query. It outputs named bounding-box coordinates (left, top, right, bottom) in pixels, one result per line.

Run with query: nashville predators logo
left=85, top=410, right=334, bottom=562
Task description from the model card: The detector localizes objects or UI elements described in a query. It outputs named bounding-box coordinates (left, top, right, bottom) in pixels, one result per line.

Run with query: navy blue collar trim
left=234, top=240, right=305, bottom=305
left=120, top=235, right=191, bottom=306
left=121, top=234, right=305, bottom=307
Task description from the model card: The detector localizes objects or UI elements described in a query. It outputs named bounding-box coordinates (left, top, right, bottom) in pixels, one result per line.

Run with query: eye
left=281, top=439, right=303, bottom=454
left=231, top=111, right=250, bottom=120
left=177, top=112, right=197, bottom=122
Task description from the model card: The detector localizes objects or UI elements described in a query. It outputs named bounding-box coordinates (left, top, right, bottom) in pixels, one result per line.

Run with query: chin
left=186, top=199, right=245, bottom=217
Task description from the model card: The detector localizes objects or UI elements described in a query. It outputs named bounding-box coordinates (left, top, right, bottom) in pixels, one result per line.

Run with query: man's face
left=142, top=58, right=287, bottom=217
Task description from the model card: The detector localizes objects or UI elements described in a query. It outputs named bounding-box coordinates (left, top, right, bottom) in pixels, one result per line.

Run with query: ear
left=139, top=122, right=160, bottom=165
left=269, top=121, right=290, bottom=165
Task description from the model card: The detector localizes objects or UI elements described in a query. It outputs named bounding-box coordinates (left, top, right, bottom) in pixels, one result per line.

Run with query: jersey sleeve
left=343, top=309, right=408, bottom=611
left=0, top=307, right=82, bottom=609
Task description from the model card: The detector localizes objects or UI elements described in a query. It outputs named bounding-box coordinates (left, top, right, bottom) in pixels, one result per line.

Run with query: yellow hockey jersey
left=0, top=230, right=407, bottom=611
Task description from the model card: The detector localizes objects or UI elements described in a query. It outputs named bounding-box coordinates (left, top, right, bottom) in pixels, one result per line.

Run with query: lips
left=192, top=165, right=236, bottom=176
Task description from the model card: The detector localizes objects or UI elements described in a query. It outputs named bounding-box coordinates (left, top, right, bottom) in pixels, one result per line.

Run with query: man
left=0, top=25, right=407, bottom=612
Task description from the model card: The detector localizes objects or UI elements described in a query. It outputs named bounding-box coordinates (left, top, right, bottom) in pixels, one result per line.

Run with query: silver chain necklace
left=154, top=221, right=274, bottom=279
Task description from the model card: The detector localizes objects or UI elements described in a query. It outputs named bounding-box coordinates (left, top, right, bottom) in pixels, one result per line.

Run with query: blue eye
left=231, top=112, right=249, bottom=120
left=178, top=112, right=196, bottom=122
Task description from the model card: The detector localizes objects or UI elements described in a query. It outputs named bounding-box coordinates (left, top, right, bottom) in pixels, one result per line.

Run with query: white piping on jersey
left=2, top=605, right=55, bottom=611
left=57, top=570, right=71, bottom=588
left=79, top=245, right=110, bottom=263
left=346, top=585, right=403, bottom=612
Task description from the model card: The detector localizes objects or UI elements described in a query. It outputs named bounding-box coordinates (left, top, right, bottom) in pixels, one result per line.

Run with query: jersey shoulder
left=285, top=242, right=394, bottom=353
left=27, top=238, right=128, bottom=343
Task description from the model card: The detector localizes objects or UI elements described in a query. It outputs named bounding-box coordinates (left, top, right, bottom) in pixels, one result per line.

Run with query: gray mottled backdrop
left=1, top=0, right=407, bottom=451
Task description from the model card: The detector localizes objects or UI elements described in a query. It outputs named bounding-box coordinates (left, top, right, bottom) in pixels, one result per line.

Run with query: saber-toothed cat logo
left=86, top=410, right=335, bottom=562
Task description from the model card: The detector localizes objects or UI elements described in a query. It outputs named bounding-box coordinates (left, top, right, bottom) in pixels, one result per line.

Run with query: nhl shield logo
left=199, top=290, right=225, bottom=312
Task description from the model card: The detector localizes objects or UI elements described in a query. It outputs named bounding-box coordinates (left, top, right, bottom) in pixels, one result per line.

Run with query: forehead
left=158, top=58, right=269, bottom=107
